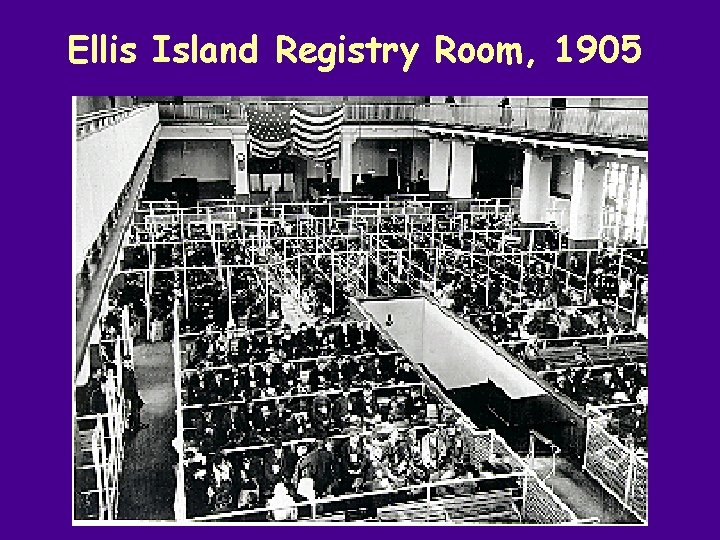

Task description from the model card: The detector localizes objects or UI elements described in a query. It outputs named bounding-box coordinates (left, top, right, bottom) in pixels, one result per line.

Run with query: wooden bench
left=378, top=500, right=448, bottom=522
left=375, top=489, right=520, bottom=523
left=439, top=490, right=520, bottom=523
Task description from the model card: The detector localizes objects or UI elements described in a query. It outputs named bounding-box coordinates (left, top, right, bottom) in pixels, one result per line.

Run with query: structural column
left=569, top=151, right=606, bottom=248
left=519, top=148, right=553, bottom=224
left=429, top=139, right=451, bottom=195
left=230, top=126, right=249, bottom=202
left=340, top=126, right=357, bottom=196
left=447, top=139, right=474, bottom=199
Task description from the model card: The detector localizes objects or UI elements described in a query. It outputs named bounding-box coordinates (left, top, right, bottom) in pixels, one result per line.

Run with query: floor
left=537, top=457, right=639, bottom=523
left=281, top=290, right=314, bottom=329
left=117, top=342, right=177, bottom=521
left=112, top=339, right=639, bottom=524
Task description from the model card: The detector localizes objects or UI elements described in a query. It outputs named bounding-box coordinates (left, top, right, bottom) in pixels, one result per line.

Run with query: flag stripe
left=246, top=105, right=344, bottom=161
left=291, top=106, right=345, bottom=125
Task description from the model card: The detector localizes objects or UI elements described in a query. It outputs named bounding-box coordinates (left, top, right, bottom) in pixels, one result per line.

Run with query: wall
left=352, top=139, right=428, bottom=180
left=360, top=297, right=587, bottom=459
left=151, top=139, right=231, bottom=183
left=457, top=96, right=505, bottom=107
left=294, top=159, right=308, bottom=200
left=412, top=140, right=430, bottom=178
left=597, top=97, right=647, bottom=108
left=307, top=158, right=338, bottom=180
left=556, top=153, right=574, bottom=196
left=473, top=143, right=520, bottom=198
left=353, top=140, right=394, bottom=177
left=76, top=96, right=135, bottom=115
left=360, top=297, right=546, bottom=399
left=421, top=302, right=545, bottom=398
left=75, top=105, right=158, bottom=275
left=360, top=298, right=425, bottom=361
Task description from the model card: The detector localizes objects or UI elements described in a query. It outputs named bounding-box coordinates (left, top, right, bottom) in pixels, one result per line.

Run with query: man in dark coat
left=296, top=442, right=335, bottom=497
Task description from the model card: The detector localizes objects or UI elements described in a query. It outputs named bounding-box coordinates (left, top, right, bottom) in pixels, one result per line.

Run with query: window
left=602, top=161, right=648, bottom=245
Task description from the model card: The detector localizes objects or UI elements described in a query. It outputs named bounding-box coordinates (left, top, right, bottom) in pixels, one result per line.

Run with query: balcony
left=155, top=101, right=647, bottom=145
left=344, top=103, right=416, bottom=123
left=414, top=104, right=647, bottom=143
left=157, top=102, right=246, bottom=124
left=76, top=103, right=156, bottom=139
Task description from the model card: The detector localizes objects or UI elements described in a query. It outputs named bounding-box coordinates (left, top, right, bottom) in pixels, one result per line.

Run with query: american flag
left=248, top=105, right=344, bottom=161
left=291, top=106, right=344, bottom=161
left=247, top=108, right=291, bottom=159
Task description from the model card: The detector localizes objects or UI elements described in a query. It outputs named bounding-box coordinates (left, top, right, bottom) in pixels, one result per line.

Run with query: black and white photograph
left=73, top=96, right=648, bottom=524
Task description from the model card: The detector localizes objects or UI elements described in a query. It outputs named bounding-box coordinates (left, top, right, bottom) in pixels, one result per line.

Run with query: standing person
left=210, top=455, right=233, bottom=512
left=122, top=361, right=145, bottom=433
left=499, top=97, right=511, bottom=127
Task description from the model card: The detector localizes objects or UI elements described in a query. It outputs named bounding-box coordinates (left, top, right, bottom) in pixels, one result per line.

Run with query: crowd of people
left=352, top=211, right=649, bottom=453
left=184, top=422, right=515, bottom=520
left=100, top=202, right=649, bottom=520
left=120, top=218, right=367, bottom=337
left=75, top=304, right=145, bottom=519
left=181, top=320, right=514, bottom=520
left=540, top=362, right=647, bottom=407
left=600, top=405, right=648, bottom=452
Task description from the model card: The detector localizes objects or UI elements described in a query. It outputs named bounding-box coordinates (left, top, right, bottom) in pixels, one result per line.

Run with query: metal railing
left=415, top=104, right=648, bottom=140
left=157, top=102, right=246, bottom=123
left=345, top=103, right=416, bottom=123
left=76, top=103, right=155, bottom=139
left=584, top=413, right=647, bottom=522
left=154, top=101, right=647, bottom=140
left=185, top=428, right=577, bottom=523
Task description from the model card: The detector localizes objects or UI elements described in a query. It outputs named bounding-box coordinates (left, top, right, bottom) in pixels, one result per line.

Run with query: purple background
left=3, top=0, right=711, bottom=536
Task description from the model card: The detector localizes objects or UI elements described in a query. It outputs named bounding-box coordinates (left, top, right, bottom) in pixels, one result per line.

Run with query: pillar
left=519, top=148, right=553, bottom=224
left=230, top=128, right=249, bottom=203
left=448, top=140, right=474, bottom=199
left=638, top=160, right=648, bottom=243
left=294, top=158, right=308, bottom=202
left=429, top=139, right=451, bottom=195
left=569, top=151, right=606, bottom=248
left=340, top=126, right=357, bottom=195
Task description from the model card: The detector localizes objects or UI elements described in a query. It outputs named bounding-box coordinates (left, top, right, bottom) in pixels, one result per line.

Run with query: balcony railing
left=414, top=104, right=648, bottom=141
left=76, top=104, right=155, bottom=139
left=344, top=103, right=416, bottom=123
left=155, top=101, right=647, bottom=141
left=157, top=102, right=246, bottom=123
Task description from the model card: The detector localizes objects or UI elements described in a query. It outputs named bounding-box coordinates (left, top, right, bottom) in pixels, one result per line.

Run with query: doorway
left=550, top=98, right=567, bottom=132
left=388, top=157, right=399, bottom=192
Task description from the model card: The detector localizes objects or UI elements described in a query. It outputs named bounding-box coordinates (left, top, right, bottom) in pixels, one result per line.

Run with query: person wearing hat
left=311, top=393, right=332, bottom=438
left=331, top=391, right=349, bottom=431
left=270, top=360, right=288, bottom=395
left=210, top=454, right=233, bottom=512
left=360, top=387, right=376, bottom=421
left=263, top=446, right=286, bottom=500
left=185, top=461, right=210, bottom=518
left=340, top=356, right=358, bottom=386
left=296, top=441, right=334, bottom=497
left=237, top=459, right=260, bottom=510
left=325, top=357, right=341, bottom=388
left=333, top=322, right=347, bottom=353
left=347, top=322, right=361, bottom=354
